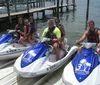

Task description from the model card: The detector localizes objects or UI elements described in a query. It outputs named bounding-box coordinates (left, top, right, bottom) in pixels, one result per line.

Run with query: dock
left=0, top=0, right=76, bottom=23
left=0, top=60, right=65, bottom=85
left=0, top=3, right=74, bottom=19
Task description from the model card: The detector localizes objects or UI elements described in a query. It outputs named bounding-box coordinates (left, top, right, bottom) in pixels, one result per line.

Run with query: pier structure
left=0, top=0, right=75, bottom=21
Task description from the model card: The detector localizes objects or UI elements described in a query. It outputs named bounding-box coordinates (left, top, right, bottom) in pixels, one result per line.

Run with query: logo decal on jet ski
left=22, top=50, right=36, bottom=62
left=21, top=42, right=48, bottom=68
left=75, top=59, right=91, bottom=75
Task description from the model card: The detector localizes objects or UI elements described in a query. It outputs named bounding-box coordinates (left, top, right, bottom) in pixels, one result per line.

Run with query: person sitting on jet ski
left=15, top=17, right=32, bottom=46
left=42, top=19, right=61, bottom=61
left=76, top=20, right=100, bottom=54
left=54, top=17, right=67, bottom=54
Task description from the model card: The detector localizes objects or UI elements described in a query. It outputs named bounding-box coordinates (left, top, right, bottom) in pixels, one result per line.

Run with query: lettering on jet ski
left=7, top=49, right=19, bottom=53
left=47, top=64, right=56, bottom=71
left=75, top=59, right=91, bottom=75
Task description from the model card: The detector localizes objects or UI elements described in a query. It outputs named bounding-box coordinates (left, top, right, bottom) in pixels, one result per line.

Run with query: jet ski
left=0, top=30, right=16, bottom=44
left=0, top=31, right=40, bottom=60
left=0, top=30, right=18, bottom=51
left=13, top=38, right=70, bottom=78
left=62, top=42, right=100, bottom=85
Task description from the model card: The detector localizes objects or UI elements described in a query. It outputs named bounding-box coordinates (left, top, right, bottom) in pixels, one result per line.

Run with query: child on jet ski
left=15, top=17, right=32, bottom=46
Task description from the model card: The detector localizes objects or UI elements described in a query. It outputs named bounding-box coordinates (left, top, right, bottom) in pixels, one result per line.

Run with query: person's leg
left=60, top=37, right=67, bottom=55
left=32, top=33, right=38, bottom=43
left=77, top=45, right=84, bottom=53
left=60, top=42, right=67, bottom=55
left=20, top=36, right=27, bottom=47
left=97, top=48, right=100, bottom=55
left=28, top=35, right=33, bottom=45
left=53, top=42, right=60, bottom=61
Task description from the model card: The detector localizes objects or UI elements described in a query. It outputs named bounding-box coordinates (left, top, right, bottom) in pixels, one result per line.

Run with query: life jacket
left=16, top=24, right=24, bottom=32
left=30, top=20, right=36, bottom=33
left=16, top=24, right=24, bottom=37
left=87, top=28, right=99, bottom=43
left=26, top=24, right=30, bottom=34
left=57, top=24, right=64, bottom=37
left=46, top=27, right=56, bottom=39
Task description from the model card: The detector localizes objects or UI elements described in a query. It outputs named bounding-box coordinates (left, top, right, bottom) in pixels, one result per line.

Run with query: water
left=0, top=0, right=100, bottom=46
left=37, top=0, right=100, bottom=46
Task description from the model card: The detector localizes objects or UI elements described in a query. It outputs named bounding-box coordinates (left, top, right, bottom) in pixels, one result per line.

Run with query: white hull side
left=62, top=62, right=100, bottom=85
left=0, top=43, right=9, bottom=51
left=0, top=43, right=30, bottom=60
left=14, top=46, right=78, bottom=78
left=0, top=50, right=24, bottom=60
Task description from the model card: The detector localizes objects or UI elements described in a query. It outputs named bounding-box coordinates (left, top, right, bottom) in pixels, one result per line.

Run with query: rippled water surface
left=36, top=0, right=100, bottom=46
left=0, top=0, right=100, bottom=46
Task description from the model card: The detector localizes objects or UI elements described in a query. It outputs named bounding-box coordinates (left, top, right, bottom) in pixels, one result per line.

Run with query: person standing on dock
left=42, top=19, right=61, bottom=61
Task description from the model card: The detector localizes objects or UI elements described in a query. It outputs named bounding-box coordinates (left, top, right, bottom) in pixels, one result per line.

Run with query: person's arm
left=27, top=24, right=31, bottom=36
left=60, top=25, right=65, bottom=41
left=61, top=25, right=65, bottom=37
left=15, top=25, right=17, bottom=31
left=15, top=24, right=19, bottom=32
left=42, top=28, right=48, bottom=38
left=97, top=30, right=100, bottom=47
left=76, top=31, right=88, bottom=44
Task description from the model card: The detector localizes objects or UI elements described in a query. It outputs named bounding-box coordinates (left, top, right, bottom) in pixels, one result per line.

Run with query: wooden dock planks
left=0, top=3, right=74, bottom=18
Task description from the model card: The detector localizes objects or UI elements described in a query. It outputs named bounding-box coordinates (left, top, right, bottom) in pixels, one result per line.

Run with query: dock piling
left=60, top=0, right=63, bottom=13
left=66, top=0, right=69, bottom=11
left=27, top=0, right=29, bottom=13
left=85, top=0, right=90, bottom=29
left=6, top=0, right=12, bottom=28
left=57, top=0, right=59, bottom=19
left=72, top=0, right=76, bottom=10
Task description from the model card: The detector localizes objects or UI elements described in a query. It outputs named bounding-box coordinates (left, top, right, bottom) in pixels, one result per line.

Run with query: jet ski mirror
left=80, top=42, right=97, bottom=49
left=48, top=45, right=53, bottom=52
left=7, top=29, right=16, bottom=33
left=42, top=38, right=51, bottom=42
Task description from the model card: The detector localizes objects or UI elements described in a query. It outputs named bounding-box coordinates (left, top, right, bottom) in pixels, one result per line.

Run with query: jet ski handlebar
left=7, top=29, right=16, bottom=33
left=42, top=38, right=51, bottom=42
left=80, top=42, right=97, bottom=49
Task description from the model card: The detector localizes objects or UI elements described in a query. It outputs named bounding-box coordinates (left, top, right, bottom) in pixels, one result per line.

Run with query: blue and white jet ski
left=13, top=38, right=70, bottom=78
left=0, top=30, right=18, bottom=51
left=0, top=31, right=40, bottom=60
left=62, top=42, right=100, bottom=85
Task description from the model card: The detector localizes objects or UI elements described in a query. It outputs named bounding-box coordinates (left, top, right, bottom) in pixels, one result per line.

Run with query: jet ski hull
left=62, top=44, right=100, bottom=85
left=14, top=38, right=73, bottom=78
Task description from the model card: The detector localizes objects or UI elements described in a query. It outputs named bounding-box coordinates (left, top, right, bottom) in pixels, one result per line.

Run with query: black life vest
left=57, top=24, right=64, bottom=37
left=87, top=28, right=99, bottom=43
left=16, top=24, right=24, bottom=37
left=46, top=27, right=56, bottom=39
left=16, top=24, right=24, bottom=32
